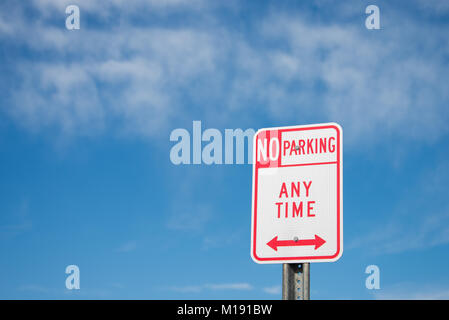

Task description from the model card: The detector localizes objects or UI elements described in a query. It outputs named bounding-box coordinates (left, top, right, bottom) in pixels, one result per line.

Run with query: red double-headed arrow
left=267, top=235, right=326, bottom=251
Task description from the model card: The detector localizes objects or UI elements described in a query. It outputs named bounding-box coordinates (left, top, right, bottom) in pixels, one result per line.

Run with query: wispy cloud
left=1, top=1, right=448, bottom=149
left=206, top=283, right=253, bottom=290
left=413, top=0, right=449, bottom=15
left=201, top=229, right=242, bottom=250
left=373, top=283, right=449, bottom=300
left=17, top=284, right=51, bottom=294
left=32, top=0, right=207, bottom=14
left=167, top=282, right=253, bottom=293
left=166, top=204, right=212, bottom=231
left=263, top=285, right=281, bottom=295
left=116, top=241, right=137, bottom=253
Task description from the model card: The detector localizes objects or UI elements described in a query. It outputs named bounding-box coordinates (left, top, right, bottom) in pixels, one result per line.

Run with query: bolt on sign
left=251, top=123, right=343, bottom=264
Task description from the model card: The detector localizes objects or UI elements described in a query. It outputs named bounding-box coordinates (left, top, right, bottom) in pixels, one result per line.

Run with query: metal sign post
left=282, top=263, right=310, bottom=300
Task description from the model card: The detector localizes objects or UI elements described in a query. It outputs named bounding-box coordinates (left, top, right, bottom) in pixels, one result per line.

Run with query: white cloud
left=11, top=62, right=104, bottom=135
left=202, top=230, right=242, bottom=250
left=250, top=14, right=449, bottom=145
left=263, top=285, right=281, bottom=295
left=32, top=0, right=206, bottom=13
left=413, top=0, right=449, bottom=15
left=167, top=282, right=253, bottom=293
left=17, top=284, right=51, bottom=294
left=374, top=283, right=449, bottom=300
left=205, top=283, right=252, bottom=290
left=0, top=2, right=448, bottom=148
left=2, top=18, right=224, bottom=137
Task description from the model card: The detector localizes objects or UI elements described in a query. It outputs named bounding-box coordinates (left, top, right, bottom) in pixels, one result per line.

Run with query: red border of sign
left=251, top=123, right=342, bottom=263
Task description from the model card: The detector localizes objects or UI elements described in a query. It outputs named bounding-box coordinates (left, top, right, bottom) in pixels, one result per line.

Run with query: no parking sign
left=251, top=123, right=343, bottom=264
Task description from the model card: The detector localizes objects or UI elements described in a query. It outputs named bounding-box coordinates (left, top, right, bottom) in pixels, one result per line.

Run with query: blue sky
left=1, top=0, right=449, bottom=299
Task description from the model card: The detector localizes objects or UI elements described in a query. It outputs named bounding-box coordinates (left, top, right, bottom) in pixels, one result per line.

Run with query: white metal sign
left=251, top=123, right=343, bottom=264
